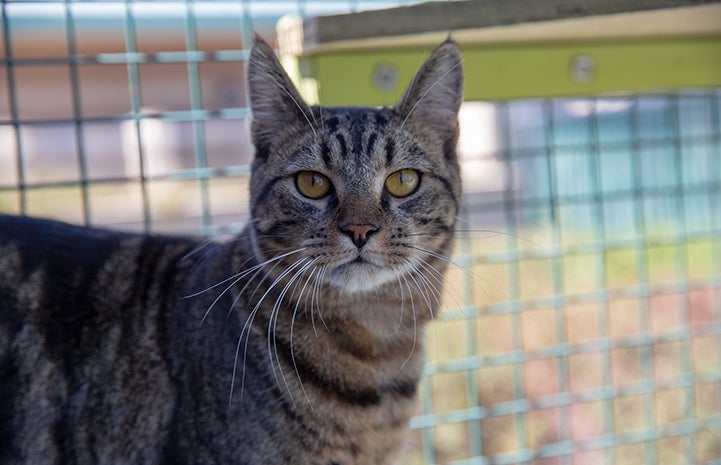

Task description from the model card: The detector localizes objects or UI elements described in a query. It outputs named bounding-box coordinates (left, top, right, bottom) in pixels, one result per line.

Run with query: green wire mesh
left=1, top=2, right=720, bottom=464
left=413, top=95, right=721, bottom=465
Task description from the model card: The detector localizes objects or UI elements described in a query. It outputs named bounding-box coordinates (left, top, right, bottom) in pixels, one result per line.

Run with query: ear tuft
left=395, top=40, right=464, bottom=147
left=247, top=35, right=313, bottom=156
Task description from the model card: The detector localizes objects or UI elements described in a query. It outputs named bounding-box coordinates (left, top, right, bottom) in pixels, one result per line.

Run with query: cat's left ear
left=395, top=40, right=464, bottom=148
left=247, top=35, right=313, bottom=155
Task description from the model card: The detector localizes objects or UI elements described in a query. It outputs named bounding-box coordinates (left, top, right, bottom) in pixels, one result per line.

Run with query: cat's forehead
left=315, top=106, right=394, bottom=131
left=294, top=106, right=440, bottom=174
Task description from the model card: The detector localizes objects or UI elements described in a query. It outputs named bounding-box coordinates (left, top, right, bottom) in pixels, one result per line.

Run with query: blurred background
left=1, top=1, right=720, bottom=464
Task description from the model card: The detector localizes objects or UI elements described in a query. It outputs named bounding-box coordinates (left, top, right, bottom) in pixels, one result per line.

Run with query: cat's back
left=0, top=214, right=194, bottom=323
left=0, top=214, right=133, bottom=338
left=1, top=214, right=127, bottom=285
left=0, top=215, right=195, bottom=464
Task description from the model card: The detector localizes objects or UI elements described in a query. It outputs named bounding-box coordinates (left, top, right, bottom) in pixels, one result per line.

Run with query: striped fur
left=0, top=36, right=463, bottom=465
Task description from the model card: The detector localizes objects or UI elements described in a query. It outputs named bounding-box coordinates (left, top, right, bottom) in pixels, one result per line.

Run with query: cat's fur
left=0, top=36, right=463, bottom=465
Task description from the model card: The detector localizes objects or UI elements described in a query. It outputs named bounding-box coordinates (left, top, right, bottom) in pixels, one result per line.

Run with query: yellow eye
left=295, top=171, right=331, bottom=199
left=385, top=169, right=420, bottom=198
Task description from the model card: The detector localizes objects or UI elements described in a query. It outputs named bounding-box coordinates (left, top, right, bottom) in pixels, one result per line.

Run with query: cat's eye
left=295, top=171, right=331, bottom=199
left=385, top=169, right=420, bottom=198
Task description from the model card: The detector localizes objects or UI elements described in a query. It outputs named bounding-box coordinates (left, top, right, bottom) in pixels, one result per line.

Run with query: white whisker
left=225, top=266, right=266, bottom=321
left=184, top=247, right=307, bottom=300
left=269, top=258, right=317, bottom=408
left=201, top=248, right=306, bottom=326
left=181, top=222, right=250, bottom=263
left=411, top=256, right=468, bottom=355
left=230, top=252, right=309, bottom=405
left=287, top=259, right=322, bottom=412
left=406, top=244, right=507, bottom=302
left=257, top=69, right=317, bottom=138
left=312, top=264, right=330, bottom=334
left=403, top=264, right=435, bottom=321
left=388, top=271, right=406, bottom=337
left=412, top=256, right=468, bottom=319
left=396, top=50, right=429, bottom=116
left=399, top=60, right=463, bottom=131
left=397, top=274, right=418, bottom=372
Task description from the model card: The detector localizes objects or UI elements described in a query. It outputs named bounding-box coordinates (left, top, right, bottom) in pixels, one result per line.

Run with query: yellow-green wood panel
left=301, top=37, right=721, bottom=105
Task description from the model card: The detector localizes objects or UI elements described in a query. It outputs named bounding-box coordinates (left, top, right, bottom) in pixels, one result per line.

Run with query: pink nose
left=340, top=223, right=379, bottom=248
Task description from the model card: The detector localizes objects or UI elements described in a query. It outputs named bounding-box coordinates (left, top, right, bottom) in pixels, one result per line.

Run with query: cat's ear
left=395, top=40, right=464, bottom=146
left=247, top=34, right=314, bottom=155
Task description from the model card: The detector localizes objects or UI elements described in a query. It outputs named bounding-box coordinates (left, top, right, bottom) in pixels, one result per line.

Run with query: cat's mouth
left=324, top=254, right=393, bottom=292
left=343, top=253, right=384, bottom=269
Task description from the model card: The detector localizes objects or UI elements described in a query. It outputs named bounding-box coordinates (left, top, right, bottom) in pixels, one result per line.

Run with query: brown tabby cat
left=0, top=36, right=463, bottom=465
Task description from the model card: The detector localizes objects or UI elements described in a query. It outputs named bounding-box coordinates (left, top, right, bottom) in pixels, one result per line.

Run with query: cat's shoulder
left=0, top=214, right=196, bottom=244
left=0, top=214, right=133, bottom=250
left=0, top=214, right=198, bottom=272
left=1, top=213, right=109, bottom=236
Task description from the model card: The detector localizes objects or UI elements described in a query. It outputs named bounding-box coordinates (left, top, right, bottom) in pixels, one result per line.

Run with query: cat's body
left=0, top=37, right=463, bottom=465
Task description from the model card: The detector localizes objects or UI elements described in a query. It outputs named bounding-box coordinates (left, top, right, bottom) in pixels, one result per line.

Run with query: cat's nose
left=340, top=222, right=379, bottom=248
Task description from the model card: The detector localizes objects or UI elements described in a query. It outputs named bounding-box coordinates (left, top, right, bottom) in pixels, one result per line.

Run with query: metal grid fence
left=414, top=94, right=721, bottom=465
left=1, top=2, right=720, bottom=465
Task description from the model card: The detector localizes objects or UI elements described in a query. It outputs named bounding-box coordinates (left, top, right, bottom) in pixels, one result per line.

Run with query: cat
left=0, top=35, right=463, bottom=465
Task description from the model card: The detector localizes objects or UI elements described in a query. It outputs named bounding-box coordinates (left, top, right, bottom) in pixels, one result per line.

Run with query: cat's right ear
left=395, top=40, right=464, bottom=152
left=247, top=34, right=314, bottom=158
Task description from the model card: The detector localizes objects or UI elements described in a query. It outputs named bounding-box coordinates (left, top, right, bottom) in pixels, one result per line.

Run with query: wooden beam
left=277, top=1, right=721, bottom=104
left=301, top=37, right=721, bottom=105
left=301, top=0, right=720, bottom=51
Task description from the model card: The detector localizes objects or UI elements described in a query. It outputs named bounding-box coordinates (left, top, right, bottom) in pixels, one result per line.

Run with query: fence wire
left=1, top=2, right=720, bottom=465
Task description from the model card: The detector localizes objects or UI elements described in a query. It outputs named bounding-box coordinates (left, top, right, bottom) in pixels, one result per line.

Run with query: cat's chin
left=326, top=262, right=400, bottom=294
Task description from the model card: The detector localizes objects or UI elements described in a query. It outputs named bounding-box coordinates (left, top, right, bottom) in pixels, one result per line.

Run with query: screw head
left=372, top=62, right=399, bottom=92
left=570, top=55, right=595, bottom=83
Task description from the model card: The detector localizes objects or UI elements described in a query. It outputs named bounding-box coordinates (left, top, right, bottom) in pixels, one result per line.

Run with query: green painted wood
left=303, top=37, right=721, bottom=105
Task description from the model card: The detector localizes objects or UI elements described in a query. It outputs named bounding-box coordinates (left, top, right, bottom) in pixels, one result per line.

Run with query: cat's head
left=246, top=36, right=463, bottom=295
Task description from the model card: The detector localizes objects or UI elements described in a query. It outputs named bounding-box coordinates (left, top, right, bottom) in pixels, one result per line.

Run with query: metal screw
left=570, top=55, right=595, bottom=83
left=372, top=62, right=399, bottom=92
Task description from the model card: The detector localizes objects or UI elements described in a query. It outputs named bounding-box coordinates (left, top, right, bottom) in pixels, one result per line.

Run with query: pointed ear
left=395, top=40, right=464, bottom=147
left=247, top=35, right=313, bottom=157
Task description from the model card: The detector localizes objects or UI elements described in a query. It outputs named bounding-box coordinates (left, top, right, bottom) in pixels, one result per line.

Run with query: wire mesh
left=1, top=2, right=720, bottom=465
left=413, top=94, right=721, bottom=465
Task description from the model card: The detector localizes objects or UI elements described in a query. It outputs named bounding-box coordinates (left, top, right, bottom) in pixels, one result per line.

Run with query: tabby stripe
left=253, top=128, right=305, bottom=163
left=163, top=398, right=181, bottom=463
left=291, top=354, right=417, bottom=407
left=268, top=327, right=418, bottom=407
left=42, top=244, right=118, bottom=375
left=437, top=234, right=454, bottom=255
left=384, top=139, right=395, bottom=168
left=0, top=356, right=18, bottom=454
left=253, top=122, right=318, bottom=163
left=335, top=133, right=348, bottom=159
left=135, top=239, right=162, bottom=305
left=326, top=116, right=339, bottom=134
left=53, top=411, right=78, bottom=464
left=417, top=217, right=452, bottom=235
left=155, top=243, right=191, bottom=360
left=373, top=111, right=388, bottom=128
left=402, top=143, right=459, bottom=211
left=250, top=176, right=284, bottom=218
left=350, top=116, right=365, bottom=164
left=444, top=143, right=458, bottom=162
left=320, top=141, right=332, bottom=169
left=254, top=219, right=302, bottom=239
left=243, top=348, right=334, bottom=452
left=427, top=174, right=459, bottom=212
left=251, top=310, right=418, bottom=407
left=252, top=143, right=270, bottom=162
left=366, top=132, right=378, bottom=157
